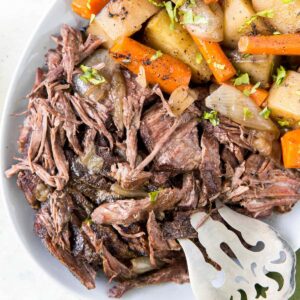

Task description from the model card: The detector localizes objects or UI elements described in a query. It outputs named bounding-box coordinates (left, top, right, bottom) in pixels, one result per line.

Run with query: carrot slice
left=234, top=84, right=269, bottom=106
left=281, top=129, right=300, bottom=168
left=71, top=0, right=109, bottom=19
left=203, top=0, right=218, bottom=3
left=238, top=34, right=300, bottom=55
left=192, top=36, right=236, bottom=83
left=110, top=37, right=192, bottom=94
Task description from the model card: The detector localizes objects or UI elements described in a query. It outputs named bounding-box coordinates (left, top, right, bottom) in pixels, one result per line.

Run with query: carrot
left=192, top=36, right=236, bottom=83
left=71, top=0, right=109, bottom=19
left=234, top=84, right=269, bottom=106
left=204, top=0, right=219, bottom=3
left=281, top=129, right=300, bottom=168
left=110, top=37, right=192, bottom=94
left=238, top=34, right=300, bottom=55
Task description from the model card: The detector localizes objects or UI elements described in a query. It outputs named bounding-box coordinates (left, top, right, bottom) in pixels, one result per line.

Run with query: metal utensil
left=179, top=203, right=296, bottom=300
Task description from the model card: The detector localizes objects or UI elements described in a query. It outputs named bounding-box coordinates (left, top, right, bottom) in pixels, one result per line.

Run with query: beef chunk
left=140, top=104, right=201, bottom=172
left=109, top=262, right=189, bottom=298
left=199, top=130, right=222, bottom=201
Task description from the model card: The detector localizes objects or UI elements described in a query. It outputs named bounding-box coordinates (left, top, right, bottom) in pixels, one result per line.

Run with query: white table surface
left=0, top=1, right=85, bottom=299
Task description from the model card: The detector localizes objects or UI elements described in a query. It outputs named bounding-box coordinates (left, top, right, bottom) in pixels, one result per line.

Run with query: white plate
left=0, top=0, right=299, bottom=299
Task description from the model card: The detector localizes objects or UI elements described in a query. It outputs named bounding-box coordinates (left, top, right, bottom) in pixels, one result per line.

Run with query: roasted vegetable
left=192, top=37, right=236, bottom=83
left=267, top=71, right=300, bottom=125
left=144, top=10, right=212, bottom=83
left=87, top=0, right=160, bottom=48
left=281, top=129, right=300, bottom=168
left=206, top=83, right=279, bottom=134
left=110, top=37, right=192, bottom=94
left=71, top=0, right=109, bottom=19
left=239, top=34, right=300, bottom=55
left=229, top=51, right=279, bottom=87
left=252, top=0, right=300, bottom=34
left=223, top=0, right=270, bottom=48
left=179, top=0, right=224, bottom=42
left=233, top=84, right=269, bottom=106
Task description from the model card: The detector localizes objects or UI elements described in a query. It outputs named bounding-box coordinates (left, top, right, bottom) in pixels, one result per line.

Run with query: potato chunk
left=144, top=10, right=211, bottom=83
left=223, top=0, right=270, bottom=49
left=88, top=0, right=160, bottom=48
left=268, top=71, right=300, bottom=124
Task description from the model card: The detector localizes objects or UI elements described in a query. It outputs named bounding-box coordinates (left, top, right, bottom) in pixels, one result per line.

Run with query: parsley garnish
left=243, top=82, right=261, bottom=96
left=282, top=0, right=294, bottom=3
left=273, top=66, right=286, bottom=85
left=239, top=9, right=274, bottom=32
left=196, top=52, right=203, bottom=64
left=278, top=119, right=290, bottom=127
left=149, top=190, right=160, bottom=203
left=80, top=65, right=106, bottom=85
left=182, top=10, right=207, bottom=25
left=233, top=73, right=250, bottom=86
left=147, top=0, right=165, bottom=7
left=243, top=107, right=253, bottom=120
left=259, top=107, right=271, bottom=119
left=151, top=50, right=163, bottom=61
left=203, top=110, right=220, bottom=126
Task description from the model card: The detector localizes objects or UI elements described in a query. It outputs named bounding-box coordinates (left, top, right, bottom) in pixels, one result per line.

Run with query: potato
left=223, top=0, right=270, bottom=48
left=88, top=0, right=160, bottom=48
left=144, top=10, right=212, bottom=83
left=229, top=51, right=279, bottom=87
left=252, top=0, right=300, bottom=33
left=267, top=71, right=300, bottom=124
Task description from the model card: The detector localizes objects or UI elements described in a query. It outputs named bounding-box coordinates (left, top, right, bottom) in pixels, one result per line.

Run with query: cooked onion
left=180, top=2, right=224, bottom=42
left=168, top=86, right=198, bottom=116
left=131, top=257, right=159, bottom=274
left=110, top=183, right=148, bottom=198
left=205, top=84, right=279, bottom=135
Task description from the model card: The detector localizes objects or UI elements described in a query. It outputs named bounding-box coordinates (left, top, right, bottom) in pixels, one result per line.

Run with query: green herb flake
left=273, top=66, right=287, bottom=85
left=80, top=65, right=106, bottom=86
left=278, top=119, right=290, bottom=127
left=149, top=190, right=160, bottom=203
left=233, top=73, right=250, bottom=86
left=282, top=0, right=294, bottom=4
left=195, top=52, right=203, bottom=64
left=259, top=107, right=272, bottom=119
left=213, top=62, right=225, bottom=70
left=203, top=110, right=220, bottom=126
left=147, top=0, right=165, bottom=7
left=243, top=82, right=260, bottom=96
left=151, top=50, right=163, bottom=61
left=256, top=9, right=274, bottom=18
left=243, top=107, right=253, bottom=120
left=90, top=13, right=96, bottom=24
left=86, top=0, right=91, bottom=10
left=164, top=1, right=176, bottom=30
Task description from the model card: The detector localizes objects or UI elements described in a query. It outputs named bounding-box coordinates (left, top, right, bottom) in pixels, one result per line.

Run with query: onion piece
left=179, top=1, right=224, bottom=42
left=110, top=183, right=148, bottom=198
left=131, top=257, right=161, bottom=274
left=205, top=84, right=279, bottom=135
left=168, top=86, right=198, bottom=116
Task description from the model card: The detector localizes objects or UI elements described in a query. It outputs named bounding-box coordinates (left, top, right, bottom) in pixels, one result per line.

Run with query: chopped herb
left=242, top=53, right=251, bottom=59
left=203, top=110, right=220, bottom=126
left=273, top=31, right=281, bottom=35
left=233, top=73, right=250, bottom=86
left=164, top=1, right=176, bottom=29
left=195, top=52, right=203, bottom=64
left=256, top=9, right=274, bottom=18
left=80, top=65, right=106, bottom=85
left=259, top=107, right=271, bottom=119
left=90, top=13, right=96, bottom=24
left=243, top=107, right=253, bottom=120
left=282, top=0, right=294, bottom=3
left=149, top=190, right=160, bottom=203
left=273, top=66, right=286, bottom=85
left=213, top=62, right=225, bottom=70
left=151, top=50, right=163, bottom=61
left=239, top=9, right=273, bottom=32
left=243, top=82, right=261, bottom=96
left=147, top=0, right=165, bottom=7
left=182, top=10, right=207, bottom=25
left=278, top=119, right=290, bottom=127
left=86, top=0, right=91, bottom=10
